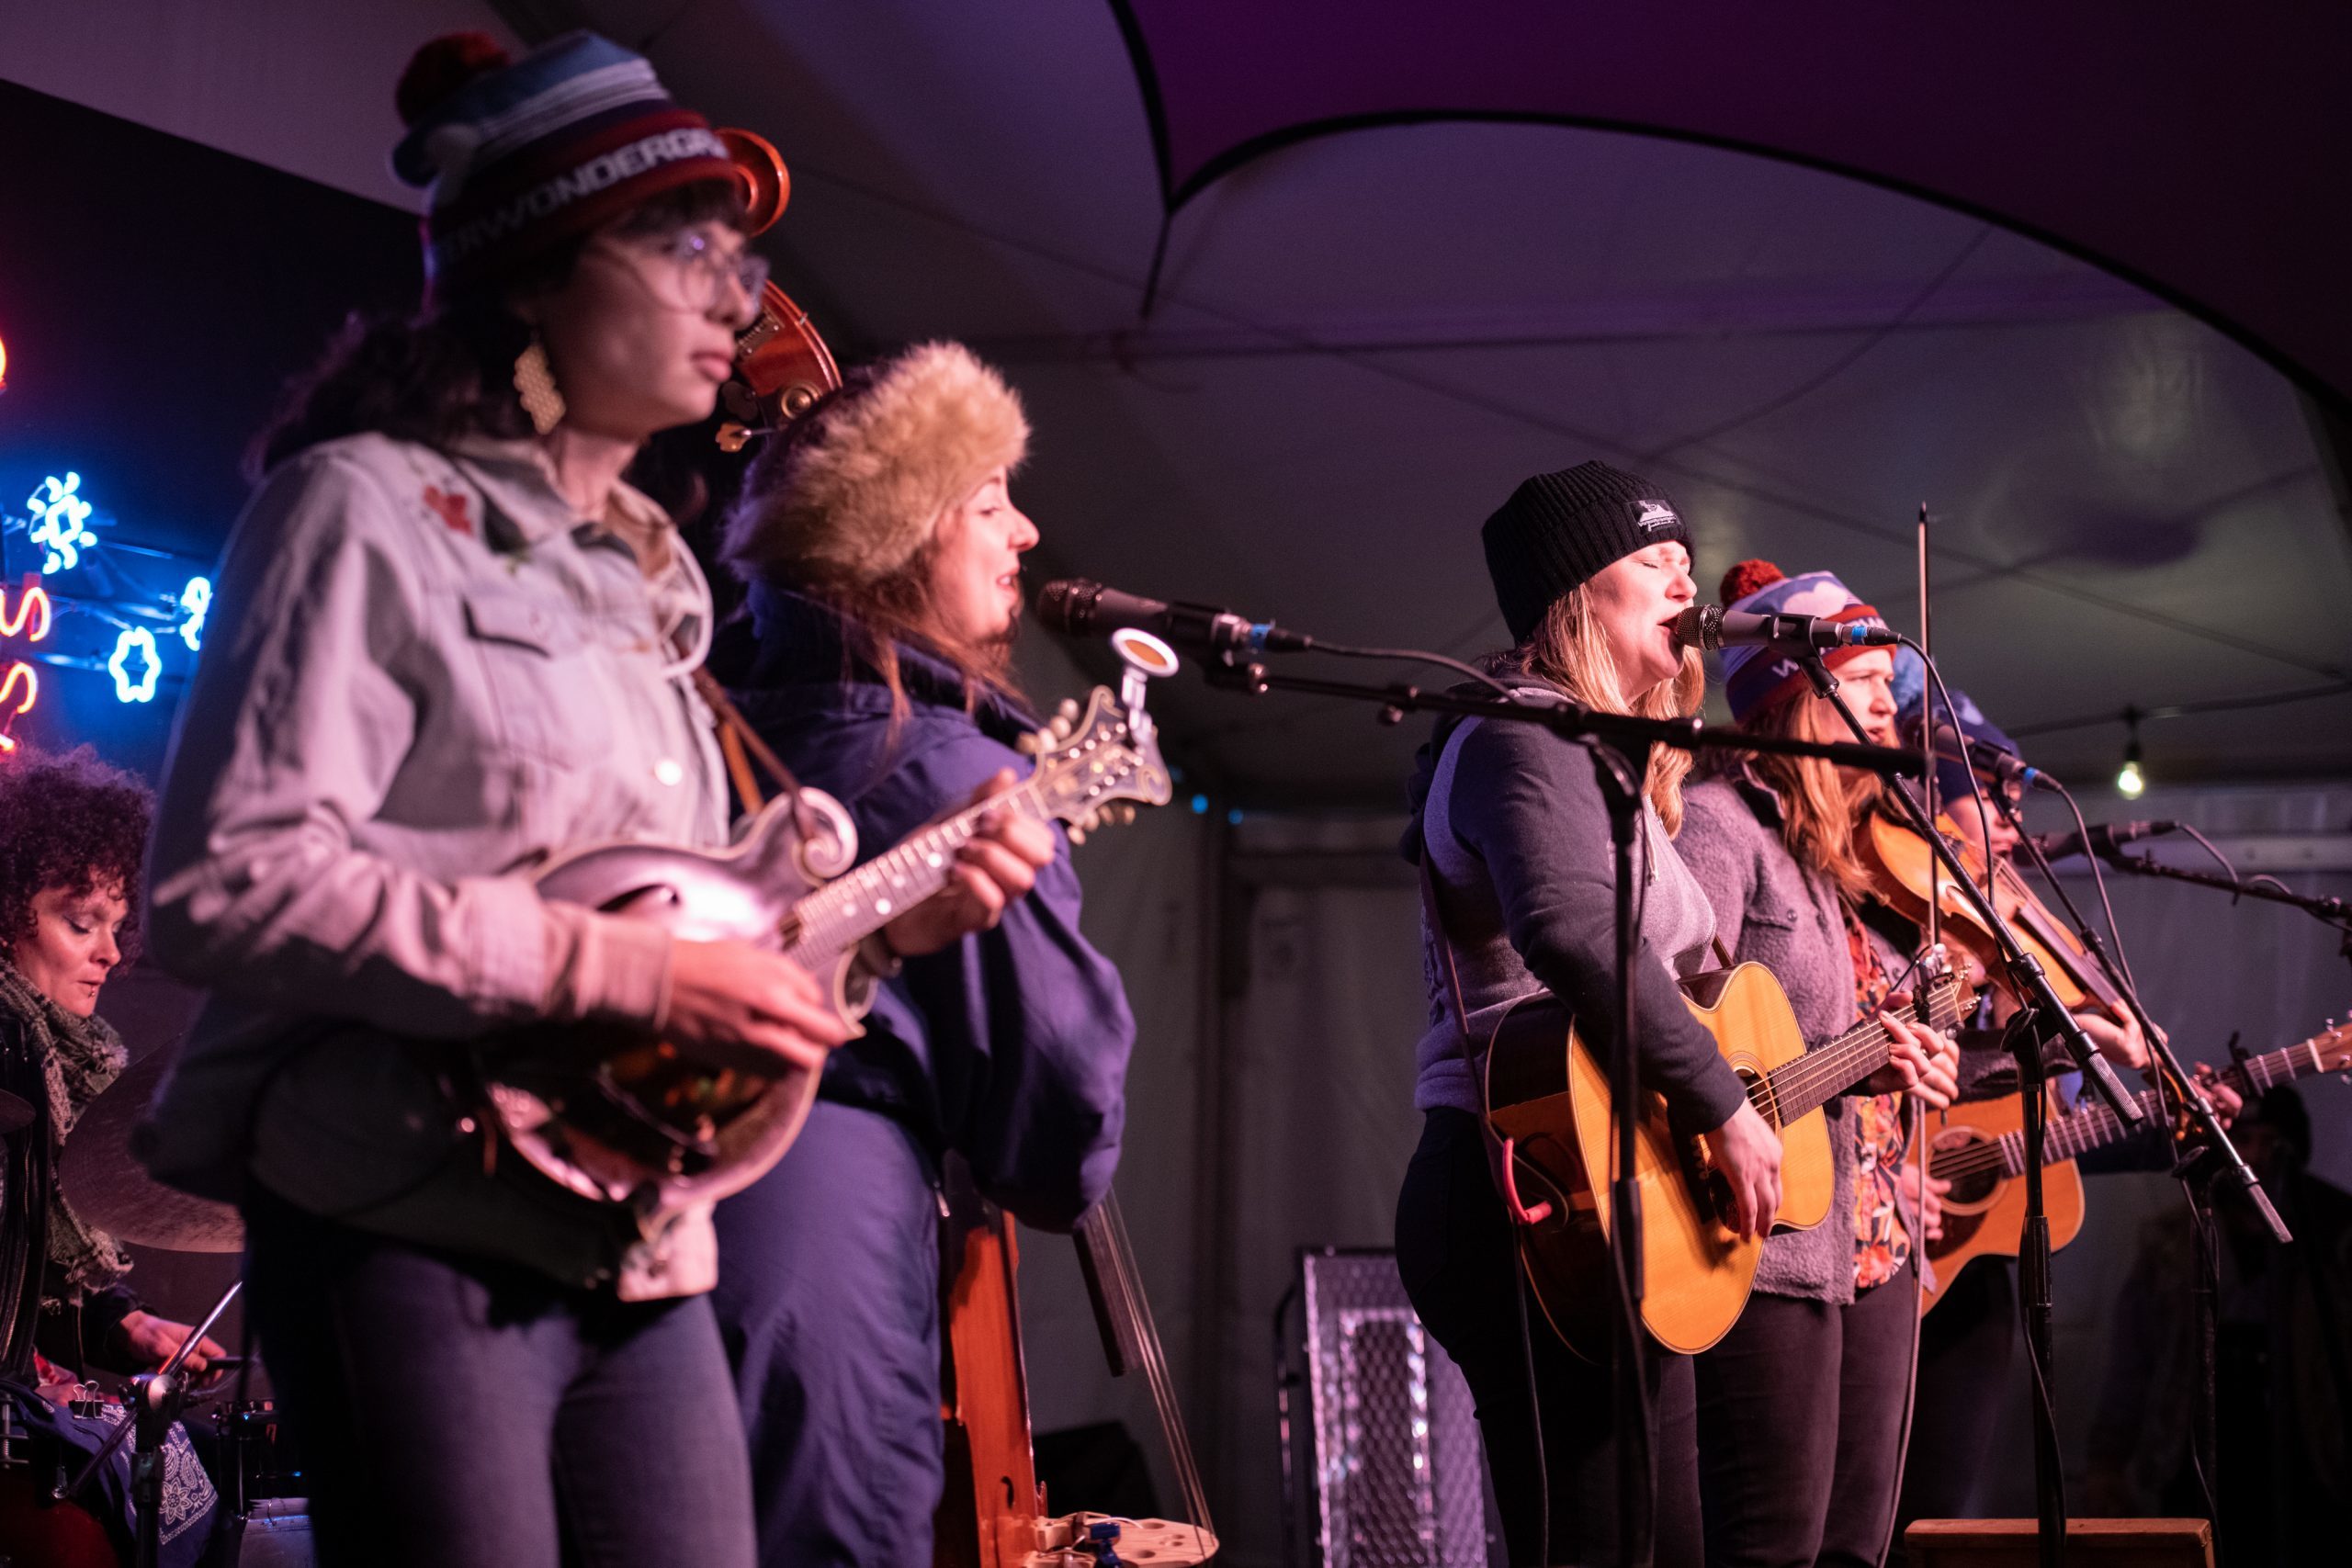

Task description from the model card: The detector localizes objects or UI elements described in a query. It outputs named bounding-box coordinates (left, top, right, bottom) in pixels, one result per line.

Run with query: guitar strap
left=691, top=668, right=805, bottom=812
left=1415, top=784, right=1553, bottom=1229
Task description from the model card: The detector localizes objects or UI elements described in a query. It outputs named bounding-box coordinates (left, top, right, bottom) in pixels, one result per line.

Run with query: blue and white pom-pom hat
left=390, top=31, right=737, bottom=295
left=1714, top=558, right=1894, bottom=723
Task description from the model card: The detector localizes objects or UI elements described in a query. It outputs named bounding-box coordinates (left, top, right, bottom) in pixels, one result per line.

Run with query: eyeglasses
left=599, top=230, right=770, bottom=328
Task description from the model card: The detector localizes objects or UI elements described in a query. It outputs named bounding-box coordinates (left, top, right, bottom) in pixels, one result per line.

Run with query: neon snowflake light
left=108, top=626, right=161, bottom=703
left=27, top=472, right=99, bottom=574
left=178, top=576, right=211, bottom=651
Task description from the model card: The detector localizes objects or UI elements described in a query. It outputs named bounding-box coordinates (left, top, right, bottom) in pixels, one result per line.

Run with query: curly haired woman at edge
left=0, top=747, right=229, bottom=1562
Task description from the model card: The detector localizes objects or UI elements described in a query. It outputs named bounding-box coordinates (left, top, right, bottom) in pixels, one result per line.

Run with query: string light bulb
left=2116, top=706, right=2145, bottom=799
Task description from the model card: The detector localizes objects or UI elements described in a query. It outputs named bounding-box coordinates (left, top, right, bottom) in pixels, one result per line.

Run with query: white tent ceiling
left=10, top=0, right=2348, bottom=803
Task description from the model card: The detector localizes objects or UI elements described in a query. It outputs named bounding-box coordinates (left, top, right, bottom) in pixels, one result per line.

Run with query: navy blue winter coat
left=725, top=584, right=1133, bottom=1230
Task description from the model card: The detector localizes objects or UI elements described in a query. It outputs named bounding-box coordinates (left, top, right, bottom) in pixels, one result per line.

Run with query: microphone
left=1906, top=717, right=2046, bottom=792
left=1035, top=579, right=1315, bottom=655
left=2028, top=819, right=2179, bottom=862
left=1673, top=604, right=1901, bottom=652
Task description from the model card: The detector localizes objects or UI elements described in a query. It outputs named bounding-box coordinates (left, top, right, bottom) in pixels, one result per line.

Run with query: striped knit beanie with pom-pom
left=1716, top=558, right=1893, bottom=721
left=390, top=30, right=736, bottom=293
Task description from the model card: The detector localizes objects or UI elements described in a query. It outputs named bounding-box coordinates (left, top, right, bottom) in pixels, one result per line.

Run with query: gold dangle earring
left=514, top=333, right=567, bottom=435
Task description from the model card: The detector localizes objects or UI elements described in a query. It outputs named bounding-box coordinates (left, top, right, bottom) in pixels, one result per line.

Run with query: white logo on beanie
left=1635, top=500, right=1679, bottom=533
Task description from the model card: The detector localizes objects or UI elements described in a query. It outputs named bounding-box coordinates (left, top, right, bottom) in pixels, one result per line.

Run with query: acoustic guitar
left=471, top=686, right=1171, bottom=1236
left=1487, top=966, right=1971, bottom=1358
left=1918, top=1017, right=2352, bottom=1314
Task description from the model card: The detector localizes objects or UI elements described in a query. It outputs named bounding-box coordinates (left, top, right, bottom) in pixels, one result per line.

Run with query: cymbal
left=59, top=1039, right=242, bottom=1254
left=0, top=1088, right=29, bottom=1135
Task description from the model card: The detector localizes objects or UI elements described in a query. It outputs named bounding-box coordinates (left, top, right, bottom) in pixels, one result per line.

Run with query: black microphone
left=1035, top=579, right=1315, bottom=655
left=1905, top=716, right=2047, bottom=792
left=1672, top=604, right=1901, bottom=652
left=2028, top=819, right=2179, bottom=862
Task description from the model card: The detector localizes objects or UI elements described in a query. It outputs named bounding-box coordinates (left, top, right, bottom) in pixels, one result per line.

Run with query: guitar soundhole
left=1930, top=1129, right=2001, bottom=1210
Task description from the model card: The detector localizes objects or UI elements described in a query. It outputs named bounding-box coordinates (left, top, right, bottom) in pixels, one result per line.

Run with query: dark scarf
left=0, top=957, right=132, bottom=1295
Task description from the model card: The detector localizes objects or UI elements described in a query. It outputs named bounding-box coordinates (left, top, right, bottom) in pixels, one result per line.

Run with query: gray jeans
left=242, top=1186, right=755, bottom=1568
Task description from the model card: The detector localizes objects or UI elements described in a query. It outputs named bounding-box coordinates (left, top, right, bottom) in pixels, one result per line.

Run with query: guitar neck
left=1761, top=980, right=1966, bottom=1124
left=785, top=777, right=1054, bottom=964
left=1984, top=1034, right=2341, bottom=1176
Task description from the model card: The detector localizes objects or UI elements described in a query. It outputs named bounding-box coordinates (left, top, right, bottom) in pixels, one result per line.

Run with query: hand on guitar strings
left=880, top=770, right=1058, bottom=959
left=2189, top=1061, right=2243, bottom=1127
left=1702, top=1101, right=1784, bottom=1240
left=1866, top=998, right=1960, bottom=1109
left=1902, top=1158, right=1953, bottom=1242
left=662, top=939, right=855, bottom=1075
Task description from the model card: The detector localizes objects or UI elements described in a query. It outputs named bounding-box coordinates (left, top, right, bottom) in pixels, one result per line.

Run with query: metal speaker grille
left=1284, top=1249, right=1487, bottom=1567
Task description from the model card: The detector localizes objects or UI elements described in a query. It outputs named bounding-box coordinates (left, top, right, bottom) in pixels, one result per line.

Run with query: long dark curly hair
left=0, top=746, right=153, bottom=956
left=247, top=180, right=747, bottom=479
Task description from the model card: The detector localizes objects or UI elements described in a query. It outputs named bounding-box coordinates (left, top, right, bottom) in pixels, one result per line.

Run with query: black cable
left=1306, top=637, right=1522, bottom=699
left=1900, top=637, right=1998, bottom=902
left=1510, top=1235, right=1551, bottom=1568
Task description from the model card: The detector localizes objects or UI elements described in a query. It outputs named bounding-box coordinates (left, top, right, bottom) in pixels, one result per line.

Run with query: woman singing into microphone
left=1395, top=462, right=1782, bottom=1568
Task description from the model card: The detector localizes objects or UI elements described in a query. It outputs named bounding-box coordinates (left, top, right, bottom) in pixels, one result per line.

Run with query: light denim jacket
left=141, top=432, right=730, bottom=1298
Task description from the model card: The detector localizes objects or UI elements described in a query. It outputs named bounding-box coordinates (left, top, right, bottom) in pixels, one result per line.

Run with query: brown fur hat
left=725, top=340, right=1030, bottom=589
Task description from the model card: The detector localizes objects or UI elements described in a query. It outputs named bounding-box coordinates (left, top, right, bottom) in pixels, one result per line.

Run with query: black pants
left=241, top=1186, right=756, bottom=1568
left=1396, top=1108, right=1703, bottom=1568
left=1694, top=1258, right=1919, bottom=1568
left=1891, top=1259, right=2015, bottom=1556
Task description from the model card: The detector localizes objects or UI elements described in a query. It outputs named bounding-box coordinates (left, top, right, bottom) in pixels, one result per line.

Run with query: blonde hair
left=1736, top=691, right=1884, bottom=897
left=1492, top=583, right=1705, bottom=834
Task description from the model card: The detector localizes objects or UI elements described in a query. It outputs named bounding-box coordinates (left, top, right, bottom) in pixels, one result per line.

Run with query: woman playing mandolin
left=1396, top=462, right=1784, bottom=1568
left=139, top=34, right=1044, bottom=1568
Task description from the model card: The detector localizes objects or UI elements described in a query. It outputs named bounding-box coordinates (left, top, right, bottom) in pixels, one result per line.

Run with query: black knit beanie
left=1480, top=460, right=1691, bottom=643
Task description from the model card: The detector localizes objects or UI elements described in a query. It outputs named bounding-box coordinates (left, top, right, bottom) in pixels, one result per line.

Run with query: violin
left=1859, top=808, right=2132, bottom=1022
left=714, top=129, right=842, bottom=451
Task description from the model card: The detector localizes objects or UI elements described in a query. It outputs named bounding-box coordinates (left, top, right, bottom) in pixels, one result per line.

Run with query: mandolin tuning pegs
left=1050, top=716, right=1074, bottom=739
left=1067, top=825, right=1088, bottom=845
left=1015, top=730, right=1046, bottom=755
left=1057, top=697, right=1081, bottom=721
left=1105, top=803, right=1136, bottom=825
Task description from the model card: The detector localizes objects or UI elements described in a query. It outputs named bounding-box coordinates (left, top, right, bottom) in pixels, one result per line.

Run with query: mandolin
left=1917, top=1017, right=2352, bottom=1314
left=471, top=686, right=1171, bottom=1236
left=1487, top=965, right=1971, bottom=1357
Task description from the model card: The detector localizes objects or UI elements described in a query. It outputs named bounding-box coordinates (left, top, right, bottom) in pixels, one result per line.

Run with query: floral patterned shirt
left=1843, top=904, right=1911, bottom=1289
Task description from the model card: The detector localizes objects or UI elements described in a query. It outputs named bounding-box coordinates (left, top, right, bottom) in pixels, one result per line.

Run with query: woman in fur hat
left=141, top=33, right=1041, bottom=1568
left=714, top=340, right=1135, bottom=1568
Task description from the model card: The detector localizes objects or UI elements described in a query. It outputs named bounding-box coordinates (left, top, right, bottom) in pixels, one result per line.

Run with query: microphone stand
left=1792, top=650, right=2141, bottom=1568
left=1997, top=796, right=2291, bottom=1243
left=2081, top=843, right=2352, bottom=971
left=1191, top=650, right=1918, bottom=1568
left=1996, top=799, right=2292, bottom=1562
